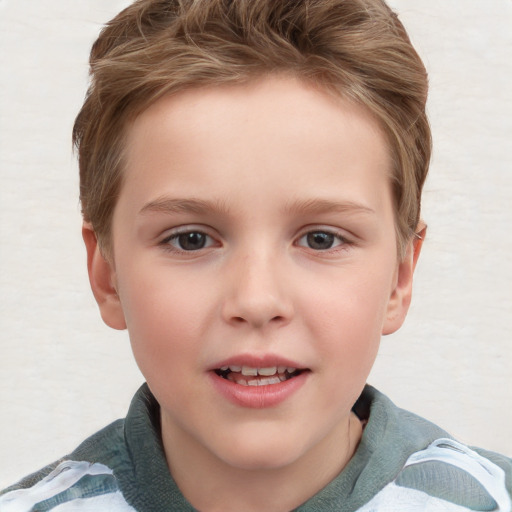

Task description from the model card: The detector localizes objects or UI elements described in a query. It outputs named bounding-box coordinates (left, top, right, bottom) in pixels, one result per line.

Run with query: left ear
left=382, top=223, right=426, bottom=335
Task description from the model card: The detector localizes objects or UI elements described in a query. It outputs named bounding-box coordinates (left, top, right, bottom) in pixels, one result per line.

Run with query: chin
left=214, top=432, right=307, bottom=472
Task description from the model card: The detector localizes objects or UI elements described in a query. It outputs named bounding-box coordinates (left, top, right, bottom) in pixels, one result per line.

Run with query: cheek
left=303, top=267, right=393, bottom=369
left=117, top=270, right=212, bottom=379
left=308, top=264, right=392, bottom=326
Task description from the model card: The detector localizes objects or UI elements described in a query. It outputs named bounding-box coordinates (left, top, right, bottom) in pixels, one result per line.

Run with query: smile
left=209, top=356, right=310, bottom=408
left=215, top=365, right=303, bottom=387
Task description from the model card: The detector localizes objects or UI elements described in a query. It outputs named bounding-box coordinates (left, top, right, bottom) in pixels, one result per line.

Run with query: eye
left=296, top=230, right=347, bottom=251
left=161, top=230, right=216, bottom=251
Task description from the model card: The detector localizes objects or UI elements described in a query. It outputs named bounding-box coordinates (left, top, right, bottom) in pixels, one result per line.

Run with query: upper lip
left=209, top=354, right=308, bottom=371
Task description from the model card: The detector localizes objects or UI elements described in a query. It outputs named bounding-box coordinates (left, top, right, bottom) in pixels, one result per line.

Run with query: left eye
left=163, top=231, right=215, bottom=251
left=297, top=231, right=345, bottom=250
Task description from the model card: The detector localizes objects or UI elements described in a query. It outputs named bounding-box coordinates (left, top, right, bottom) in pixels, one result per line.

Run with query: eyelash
left=158, top=227, right=352, bottom=254
left=295, top=229, right=350, bottom=252
left=159, top=228, right=217, bottom=253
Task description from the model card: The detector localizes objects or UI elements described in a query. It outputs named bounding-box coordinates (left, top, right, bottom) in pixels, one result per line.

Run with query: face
left=86, top=76, right=416, bottom=476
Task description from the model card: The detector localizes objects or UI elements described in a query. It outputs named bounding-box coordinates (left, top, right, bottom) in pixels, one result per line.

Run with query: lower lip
left=208, top=371, right=309, bottom=409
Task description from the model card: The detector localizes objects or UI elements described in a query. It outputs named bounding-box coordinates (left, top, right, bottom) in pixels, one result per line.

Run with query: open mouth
left=214, top=365, right=305, bottom=387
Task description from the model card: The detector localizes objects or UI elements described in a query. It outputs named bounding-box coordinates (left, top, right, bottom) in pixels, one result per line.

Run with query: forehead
left=119, top=75, right=393, bottom=217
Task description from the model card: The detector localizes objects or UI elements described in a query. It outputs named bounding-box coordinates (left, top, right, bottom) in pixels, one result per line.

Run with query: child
left=1, top=0, right=510, bottom=510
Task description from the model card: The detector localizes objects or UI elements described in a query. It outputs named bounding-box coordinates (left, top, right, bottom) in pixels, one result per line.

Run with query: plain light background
left=1, top=0, right=511, bottom=488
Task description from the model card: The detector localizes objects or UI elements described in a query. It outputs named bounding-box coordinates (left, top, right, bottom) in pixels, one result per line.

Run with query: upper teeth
left=220, top=365, right=297, bottom=376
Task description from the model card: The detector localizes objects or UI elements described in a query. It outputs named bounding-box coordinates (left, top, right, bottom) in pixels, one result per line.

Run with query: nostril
left=222, top=293, right=293, bottom=327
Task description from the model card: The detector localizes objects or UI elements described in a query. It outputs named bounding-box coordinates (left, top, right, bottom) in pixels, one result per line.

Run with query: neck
left=161, top=412, right=363, bottom=512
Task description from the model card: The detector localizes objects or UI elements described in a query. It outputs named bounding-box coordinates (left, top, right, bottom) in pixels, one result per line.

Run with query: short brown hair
left=74, top=0, right=431, bottom=258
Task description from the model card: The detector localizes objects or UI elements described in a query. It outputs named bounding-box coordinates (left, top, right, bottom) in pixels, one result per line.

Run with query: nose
left=221, top=250, right=294, bottom=329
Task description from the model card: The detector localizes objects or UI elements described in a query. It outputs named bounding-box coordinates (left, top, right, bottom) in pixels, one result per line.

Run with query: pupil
left=179, top=232, right=206, bottom=250
left=307, top=232, right=334, bottom=250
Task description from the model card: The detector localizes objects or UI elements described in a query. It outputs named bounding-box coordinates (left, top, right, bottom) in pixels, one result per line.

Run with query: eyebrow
left=139, top=197, right=229, bottom=216
left=283, top=198, right=375, bottom=216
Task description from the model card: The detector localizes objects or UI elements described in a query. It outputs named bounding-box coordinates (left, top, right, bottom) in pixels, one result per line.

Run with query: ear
left=82, top=223, right=127, bottom=330
left=382, top=223, right=426, bottom=335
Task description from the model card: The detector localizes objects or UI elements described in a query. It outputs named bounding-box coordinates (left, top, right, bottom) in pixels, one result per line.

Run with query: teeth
left=241, top=366, right=258, bottom=376
left=222, top=365, right=299, bottom=377
left=224, top=369, right=298, bottom=386
left=246, top=376, right=282, bottom=386
left=258, top=367, right=277, bottom=376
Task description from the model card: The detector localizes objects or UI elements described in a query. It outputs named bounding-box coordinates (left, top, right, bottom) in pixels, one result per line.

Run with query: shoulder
left=356, top=386, right=512, bottom=511
left=0, top=459, right=136, bottom=512
left=0, top=384, right=178, bottom=512
left=358, top=437, right=512, bottom=511
left=0, top=419, right=136, bottom=511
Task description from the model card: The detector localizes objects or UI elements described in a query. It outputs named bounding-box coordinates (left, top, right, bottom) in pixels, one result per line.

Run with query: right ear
left=82, top=223, right=127, bottom=330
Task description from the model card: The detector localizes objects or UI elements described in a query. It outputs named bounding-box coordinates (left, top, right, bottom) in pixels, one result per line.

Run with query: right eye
left=161, top=230, right=216, bottom=252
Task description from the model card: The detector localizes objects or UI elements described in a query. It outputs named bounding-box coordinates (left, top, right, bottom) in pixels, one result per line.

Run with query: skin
left=83, top=75, right=422, bottom=512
